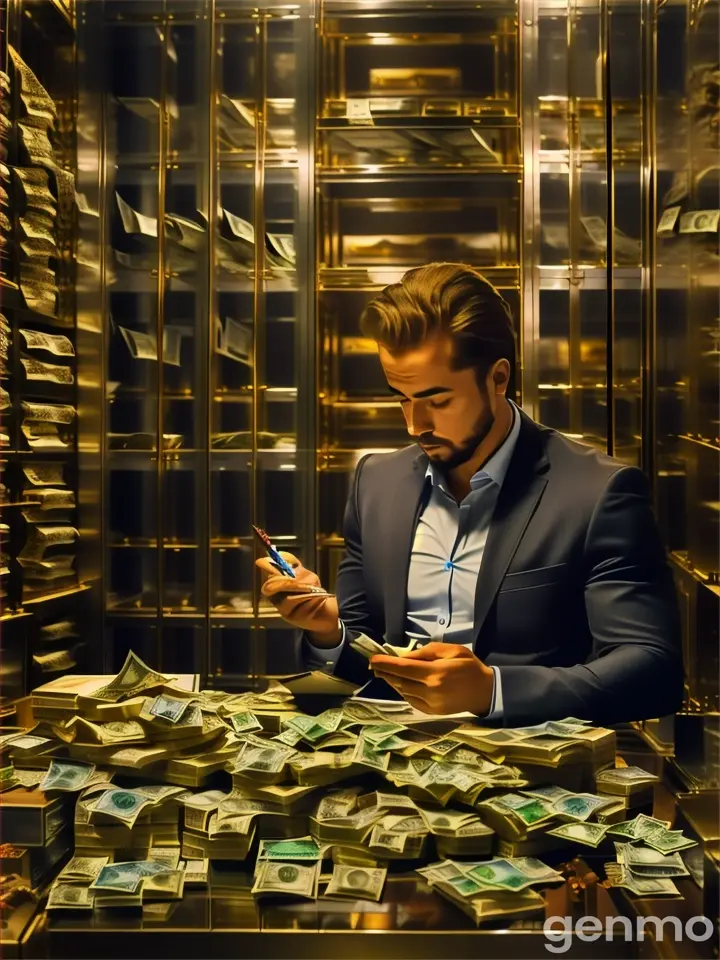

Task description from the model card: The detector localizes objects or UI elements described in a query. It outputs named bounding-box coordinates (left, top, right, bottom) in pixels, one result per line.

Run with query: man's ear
left=491, top=358, right=511, bottom=396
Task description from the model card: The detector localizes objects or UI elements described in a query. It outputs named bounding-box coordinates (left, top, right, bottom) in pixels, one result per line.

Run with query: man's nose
left=405, top=402, right=433, bottom=437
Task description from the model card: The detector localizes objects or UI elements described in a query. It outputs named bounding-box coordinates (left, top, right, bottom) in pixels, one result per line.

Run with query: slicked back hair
left=359, top=262, right=517, bottom=399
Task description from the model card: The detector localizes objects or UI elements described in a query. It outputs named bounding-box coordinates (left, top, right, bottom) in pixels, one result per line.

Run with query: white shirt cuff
left=485, top=665, right=504, bottom=720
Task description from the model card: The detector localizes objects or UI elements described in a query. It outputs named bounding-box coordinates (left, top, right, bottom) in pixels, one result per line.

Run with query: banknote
left=545, top=822, right=609, bottom=847
left=369, top=826, right=407, bottom=853
left=324, top=865, right=387, bottom=902
left=58, top=856, right=109, bottom=882
left=46, top=884, right=94, bottom=910
left=40, top=758, right=96, bottom=792
left=229, top=712, right=263, bottom=734
left=92, top=788, right=153, bottom=825
left=148, top=695, right=188, bottom=724
left=644, top=829, right=697, bottom=854
left=551, top=793, right=612, bottom=822
left=143, top=870, right=186, bottom=900
left=621, top=843, right=690, bottom=878
left=351, top=736, right=390, bottom=772
left=257, top=838, right=323, bottom=861
left=465, top=859, right=533, bottom=892
left=91, top=651, right=173, bottom=703
left=251, top=860, right=319, bottom=898
left=595, top=766, right=658, bottom=787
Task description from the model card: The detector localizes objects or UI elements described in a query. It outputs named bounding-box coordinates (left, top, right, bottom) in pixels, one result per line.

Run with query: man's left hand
left=369, top=643, right=495, bottom=716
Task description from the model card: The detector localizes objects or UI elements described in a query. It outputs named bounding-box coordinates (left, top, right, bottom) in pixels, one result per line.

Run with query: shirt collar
left=424, top=399, right=522, bottom=492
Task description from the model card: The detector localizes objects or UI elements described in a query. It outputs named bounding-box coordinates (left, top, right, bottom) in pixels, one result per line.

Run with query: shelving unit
left=0, top=0, right=101, bottom=709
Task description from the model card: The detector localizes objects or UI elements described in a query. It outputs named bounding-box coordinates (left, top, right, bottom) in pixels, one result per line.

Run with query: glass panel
left=317, top=5, right=520, bottom=579
left=104, top=17, right=164, bottom=652
left=162, top=17, right=210, bottom=623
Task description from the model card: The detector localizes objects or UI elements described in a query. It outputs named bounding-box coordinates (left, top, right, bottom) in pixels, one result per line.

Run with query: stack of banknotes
left=0, top=651, right=697, bottom=919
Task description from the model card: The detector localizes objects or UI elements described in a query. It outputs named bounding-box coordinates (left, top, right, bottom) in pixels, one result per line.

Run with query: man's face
left=378, top=334, right=504, bottom=471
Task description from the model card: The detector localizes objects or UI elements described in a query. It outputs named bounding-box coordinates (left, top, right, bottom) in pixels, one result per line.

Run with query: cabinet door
left=210, top=4, right=315, bottom=682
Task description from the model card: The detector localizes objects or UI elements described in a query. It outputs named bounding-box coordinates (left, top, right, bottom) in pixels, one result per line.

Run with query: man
left=257, top=263, right=684, bottom=726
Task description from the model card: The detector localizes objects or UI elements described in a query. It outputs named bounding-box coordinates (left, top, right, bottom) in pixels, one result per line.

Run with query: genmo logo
left=544, top=915, right=716, bottom=953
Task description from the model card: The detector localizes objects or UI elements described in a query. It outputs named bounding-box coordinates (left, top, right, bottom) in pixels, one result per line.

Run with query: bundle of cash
left=604, top=842, right=688, bottom=896
left=251, top=860, right=320, bottom=899
left=603, top=860, right=680, bottom=897
left=594, top=765, right=659, bottom=797
left=323, top=864, right=387, bottom=902
left=453, top=720, right=616, bottom=769
left=417, top=858, right=557, bottom=924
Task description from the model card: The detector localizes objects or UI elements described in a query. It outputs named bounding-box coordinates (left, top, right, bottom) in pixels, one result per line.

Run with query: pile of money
left=14, top=651, right=678, bottom=926
left=417, top=857, right=561, bottom=924
left=74, top=782, right=185, bottom=858
left=46, top=851, right=194, bottom=912
left=452, top=718, right=617, bottom=771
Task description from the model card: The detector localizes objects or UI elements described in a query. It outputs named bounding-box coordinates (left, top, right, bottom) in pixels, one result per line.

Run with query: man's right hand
left=255, top=551, right=343, bottom=647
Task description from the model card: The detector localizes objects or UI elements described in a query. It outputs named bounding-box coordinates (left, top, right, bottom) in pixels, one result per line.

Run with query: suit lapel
left=473, top=412, right=550, bottom=645
left=383, top=449, right=429, bottom=643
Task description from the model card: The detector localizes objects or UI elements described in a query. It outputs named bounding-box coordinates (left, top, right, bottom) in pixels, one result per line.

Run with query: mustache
left=417, top=435, right=451, bottom=447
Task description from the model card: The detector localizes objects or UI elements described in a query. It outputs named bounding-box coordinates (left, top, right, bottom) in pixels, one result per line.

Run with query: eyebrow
left=387, top=385, right=453, bottom=400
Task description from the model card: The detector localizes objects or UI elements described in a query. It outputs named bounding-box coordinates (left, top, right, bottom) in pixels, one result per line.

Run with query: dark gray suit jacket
left=318, top=408, right=684, bottom=727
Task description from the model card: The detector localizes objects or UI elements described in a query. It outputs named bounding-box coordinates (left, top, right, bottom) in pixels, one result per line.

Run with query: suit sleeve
left=498, top=466, right=685, bottom=726
left=299, top=455, right=380, bottom=686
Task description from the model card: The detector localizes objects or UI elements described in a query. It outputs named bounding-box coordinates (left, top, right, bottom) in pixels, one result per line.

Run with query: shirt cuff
left=301, top=621, right=346, bottom=674
left=484, top=665, right=504, bottom=720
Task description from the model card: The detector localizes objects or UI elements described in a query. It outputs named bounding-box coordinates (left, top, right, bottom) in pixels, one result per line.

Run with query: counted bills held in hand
left=349, top=633, right=422, bottom=660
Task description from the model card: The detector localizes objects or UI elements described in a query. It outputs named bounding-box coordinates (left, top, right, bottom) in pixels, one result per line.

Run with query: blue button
left=444, top=561, right=453, bottom=571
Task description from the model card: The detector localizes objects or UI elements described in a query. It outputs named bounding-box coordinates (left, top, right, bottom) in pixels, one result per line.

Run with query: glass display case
left=90, top=0, right=316, bottom=682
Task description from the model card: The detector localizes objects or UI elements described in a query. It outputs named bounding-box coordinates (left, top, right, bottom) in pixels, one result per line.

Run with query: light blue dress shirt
left=304, top=400, right=523, bottom=720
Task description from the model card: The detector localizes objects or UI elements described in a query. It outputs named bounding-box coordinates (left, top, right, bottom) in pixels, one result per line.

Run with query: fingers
left=369, top=656, right=441, bottom=680
left=373, top=671, right=431, bottom=701
left=402, top=642, right=473, bottom=661
left=261, top=576, right=327, bottom=598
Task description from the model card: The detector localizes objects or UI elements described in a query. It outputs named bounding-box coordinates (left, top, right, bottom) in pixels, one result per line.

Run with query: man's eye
left=429, top=398, right=451, bottom=409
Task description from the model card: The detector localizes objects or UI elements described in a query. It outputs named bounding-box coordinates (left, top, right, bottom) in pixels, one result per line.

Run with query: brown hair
left=360, top=262, right=517, bottom=398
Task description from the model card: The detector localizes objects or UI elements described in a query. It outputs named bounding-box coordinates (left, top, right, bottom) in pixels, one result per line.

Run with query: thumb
left=403, top=642, right=472, bottom=661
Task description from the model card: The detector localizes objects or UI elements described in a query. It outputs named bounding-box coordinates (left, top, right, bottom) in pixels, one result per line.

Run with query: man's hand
left=369, top=643, right=495, bottom=716
left=255, top=551, right=341, bottom=645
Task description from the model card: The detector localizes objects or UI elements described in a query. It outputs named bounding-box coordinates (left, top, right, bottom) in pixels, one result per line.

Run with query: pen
left=252, top=524, right=296, bottom=578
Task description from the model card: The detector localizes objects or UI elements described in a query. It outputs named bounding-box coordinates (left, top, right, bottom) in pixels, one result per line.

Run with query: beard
left=418, top=404, right=496, bottom=472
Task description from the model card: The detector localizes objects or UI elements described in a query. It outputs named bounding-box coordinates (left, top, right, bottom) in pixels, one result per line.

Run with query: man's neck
left=447, top=397, right=514, bottom=501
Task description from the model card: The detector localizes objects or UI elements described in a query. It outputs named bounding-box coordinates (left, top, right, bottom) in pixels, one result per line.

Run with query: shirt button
left=444, top=561, right=453, bottom=571
left=439, top=618, right=446, bottom=626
